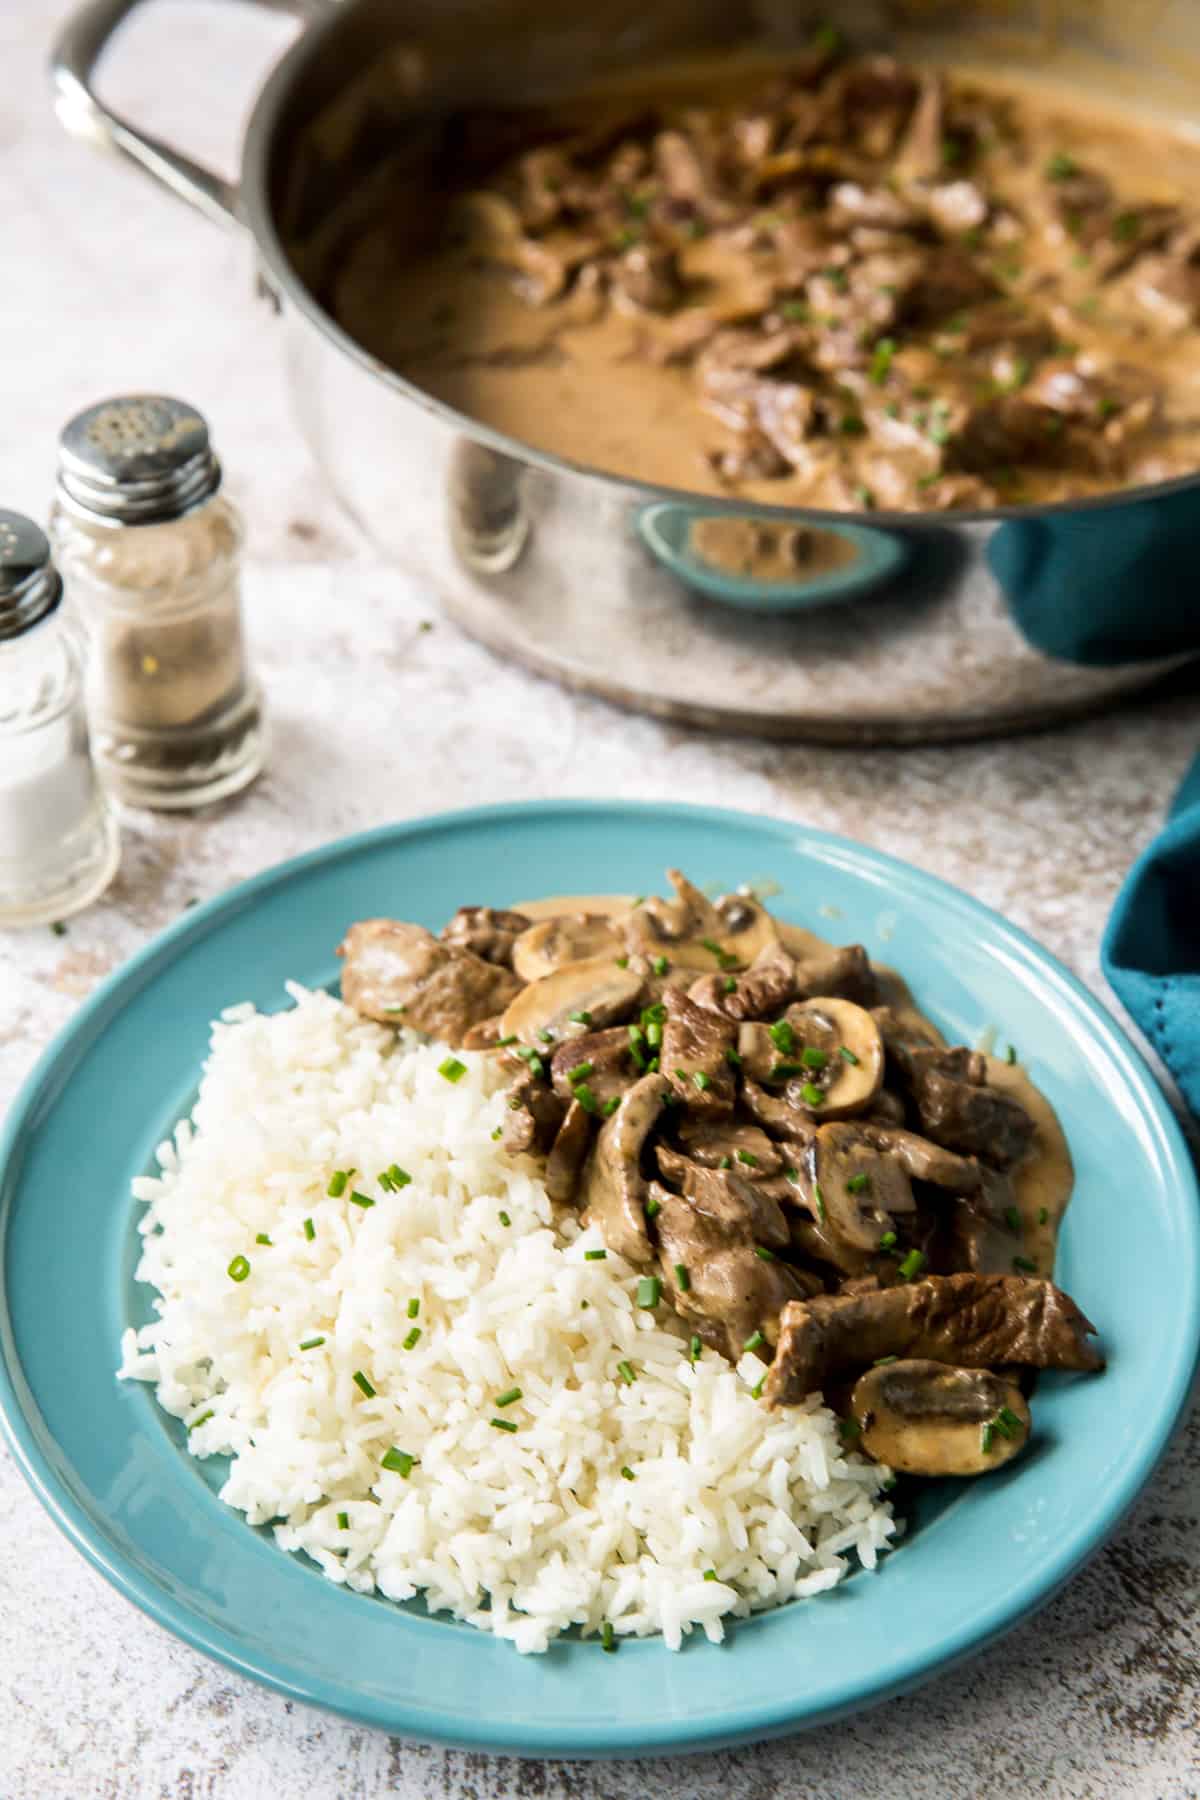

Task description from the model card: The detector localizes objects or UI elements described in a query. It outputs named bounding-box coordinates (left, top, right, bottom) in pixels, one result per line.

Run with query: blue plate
left=1, top=802, right=1197, bottom=1757
left=636, top=502, right=908, bottom=612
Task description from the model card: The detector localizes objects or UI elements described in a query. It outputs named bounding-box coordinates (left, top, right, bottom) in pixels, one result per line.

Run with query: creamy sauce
left=326, top=57, right=1200, bottom=511
left=512, top=890, right=1073, bottom=1275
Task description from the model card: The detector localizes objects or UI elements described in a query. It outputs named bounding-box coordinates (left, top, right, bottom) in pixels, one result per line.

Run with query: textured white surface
left=2, top=3, right=1198, bottom=1795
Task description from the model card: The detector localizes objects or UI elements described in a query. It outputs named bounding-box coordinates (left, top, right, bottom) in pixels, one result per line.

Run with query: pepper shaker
left=0, top=511, right=120, bottom=926
left=50, top=395, right=266, bottom=809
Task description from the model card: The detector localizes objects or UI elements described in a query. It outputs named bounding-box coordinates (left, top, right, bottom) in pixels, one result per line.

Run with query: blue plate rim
left=1, top=798, right=1198, bottom=1755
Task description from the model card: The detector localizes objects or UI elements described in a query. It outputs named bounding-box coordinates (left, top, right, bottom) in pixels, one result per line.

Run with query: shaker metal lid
left=0, top=510, right=63, bottom=640
left=56, top=395, right=222, bottom=525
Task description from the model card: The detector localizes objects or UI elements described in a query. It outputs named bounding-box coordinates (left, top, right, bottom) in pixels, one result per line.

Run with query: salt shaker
left=0, top=511, right=120, bottom=927
left=50, top=395, right=266, bottom=809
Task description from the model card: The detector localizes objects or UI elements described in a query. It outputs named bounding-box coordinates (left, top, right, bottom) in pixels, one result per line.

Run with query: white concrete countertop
left=2, top=4, right=1198, bottom=1795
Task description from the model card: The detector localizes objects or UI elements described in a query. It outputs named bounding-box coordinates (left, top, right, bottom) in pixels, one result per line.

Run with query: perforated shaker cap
left=56, top=395, right=222, bottom=526
left=0, top=510, right=63, bottom=641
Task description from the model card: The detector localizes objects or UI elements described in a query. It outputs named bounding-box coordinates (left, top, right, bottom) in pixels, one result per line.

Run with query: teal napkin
left=1102, top=760, right=1200, bottom=1118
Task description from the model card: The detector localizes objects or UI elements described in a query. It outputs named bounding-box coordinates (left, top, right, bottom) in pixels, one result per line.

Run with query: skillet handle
left=49, top=0, right=330, bottom=228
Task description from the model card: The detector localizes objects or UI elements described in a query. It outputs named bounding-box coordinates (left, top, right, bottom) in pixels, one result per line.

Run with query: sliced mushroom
left=864, top=1125, right=983, bottom=1193
left=511, top=914, right=625, bottom=982
left=578, top=1072, right=670, bottom=1264
left=779, top=997, right=884, bottom=1118
left=713, top=892, right=781, bottom=964
left=499, top=954, right=644, bottom=1047
left=623, top=869, right=770, bottom=974
left=676, top=1117, right=782, bottom=1175
left=545, top=1100, right=595, bottom=1205
left=850, top=1360, right=1031, bottom=1477
left=740, top=1078, right=819, bottom=1148
left=810, top=1122, right=916, bottom=1251
left=440, top=906, right=531, bottom=968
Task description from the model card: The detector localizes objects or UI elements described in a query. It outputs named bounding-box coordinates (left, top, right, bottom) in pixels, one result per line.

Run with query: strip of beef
left=675, top=1117, right=783, bottom=1175
left=501, top=1067, right=566, bottom=1156
left=792, top=943, right=879, bottom=1006
left=740, top=1077, right=819, bottom=1148
left=338, top=919, right=520, bottom=1046
left=439, top=905, right=531, bottom=967
left=690, top=940, right=798, bottom=1021
left=548, top=1026, right=638, bottom=1107
left=661, top=986, right=737, bottom=1114
left=764, top=1272, right=1104, bottom=1407
left=578, top=1072, right=670, bottom=1263
left=909, top=1064, right=1035, bottom=1169
left=649, top=1160, right=812, bottom=1362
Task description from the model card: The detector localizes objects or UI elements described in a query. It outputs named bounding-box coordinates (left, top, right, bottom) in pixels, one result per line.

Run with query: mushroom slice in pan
left=499, top=954, right=644, bottom=1047
left=511, top=913, right=626, bottom=981
left=810, top=1122, right=916, bottom=1250
left=850, top=1359, right=1031, bottom=1477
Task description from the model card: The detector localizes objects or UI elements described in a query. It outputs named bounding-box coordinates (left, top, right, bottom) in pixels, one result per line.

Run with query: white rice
left=120, top=984, right=896, bottom=1653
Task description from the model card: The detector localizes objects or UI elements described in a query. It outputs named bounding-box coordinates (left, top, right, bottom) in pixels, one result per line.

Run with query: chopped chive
left=255, top=1233, right=272, bottom=1245
left=1013, top=1254, right=1038, bottom=1272
left=981, top=1422, right=997, bottom=1454
left=537, top=1028, right=553, bottom=1044
left=327, top=1170, right=349, bottom=1197
left=1005, top=1043, right=1017, bottom=1064
left=693, top=1071, right=712, bottom=1092
left=50, top=920, right=68, bottom=937
left=585, top=1249, right=607, bottom=1261
left=994, top=1406, right=1023, bottom=1438
left=785, top=1166, right=800, bottom=1183
left=1045, top=150, right=1077, bottom=181
left=349, top=1191, right=375, bottom=1209
left=337, top=1511, right=350, bottom=1530
left=628, top=1023, right=645, bottom=1046
left=674, top=1263, right=691, bottom=1290
left=751, top=1376, right=766, bottom=1399
left=874, top=1354, right=898, bottom=1366
left=813, top=1183, right=827, bottom=1223
left=299, top=1336, right=325, bottom=1350
left=736, top=1149, right=759, bottom=1168
left=188, top=1410, right=214, bottom=1431
left=495, top=1387, right=522, bottom=1408
left=377, top=1172, right=395, bottom=1192
left=642, top=1002, right=667, bottom=1025
left=1004, top=1205, right=1022, bottom=1235
left=381, top=1005, right=407, bottom=1016
left=769, top=1062, right=806, bottom=1081
left=897, top=1249, right=926, bottom=1280
left=725, top=1047, right=742, bottom=1067
left=754, top=1245, right=775, bottom=1261
left=768, top=1020, right=796, bottom=1055
left=636, top=1275, right=662, bottom=1308
left=497, top=1034, right=518, bottom=1046
left=303, top=1217, right=315, bottom=1241
left=723, top=976, right=738, bottom=993
left=673, top=1068, right=687, bottom=1081
left=568, top=1061, right=594, bottom=1083
left=498, top=1210, right=511, bottom=1227
left=389, top=1165, right=412, bottom=1188
left=650, top=956, right=670, bottom=977
left=846, top=1173, right=871, bottom=1196
left=632, top=895, right=646, bottom=908
left=352, top=1370, right=376, bottom=1398
left=879, top=1230, right=897, bottom=1250
left=407, top=1297, right=420, bottom=1319
left=743, top=1330, right=765, bottom=1353
left=645, top=1021, right=663, bottom=1048
left=621, top=1465, right=635, bottom=1481
left=403, top=1327, right=422, bottom=1350
left=703, top=1568, right=718, bottom=1581
left=490, top=1416, right=519, bottom=1433
left=799, top=1082, right=825, bottom=1107
left=491, top=1126, right=502, bottom=1140
left=1038, top=1206, right=1049, bottom=1226
left=839, top=1416, right=861, bottom=1439
left=645, top=1196, right=662, bottom=1220
left=569, top=1010, right=593, bottom=1026
left=382, top=1447, right=416, bottom=1476
left=602, top=1096, right=621, bottom=1117
left=616, top=1360, right=637, bottom=1385
left=689, top=1336, right=701, bottom=1364
left=801, top=1046, right=829, bottom=1070
left=719, top=1156, right=732, bottom=1170
left=1113, top=210, right=1140, bottom=242
left=438, top=1057, right=467, bottom=1083
left=839, top=1046, right=860, bottom=1066
left=227, top=1255, right=250, bottom=1283
left=574, top=1084, right=599, bottom=1114
left=601, top=1621, right=616, bottom=1653
left=615, top=955, right=630, bottom=969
